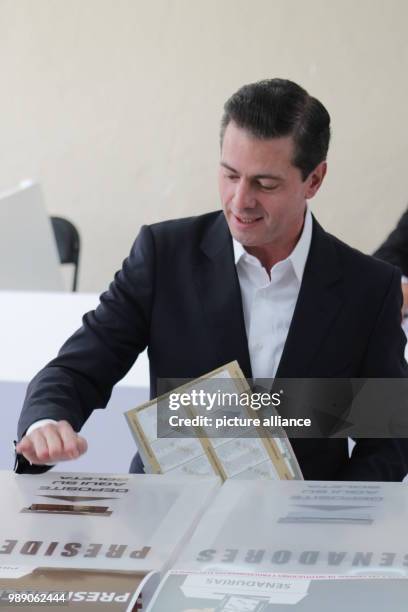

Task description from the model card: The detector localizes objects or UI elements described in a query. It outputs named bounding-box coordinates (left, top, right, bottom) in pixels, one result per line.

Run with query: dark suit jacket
left=374, top=208, right=408, bottom=275
left=17, top=211, right=408, bottom=480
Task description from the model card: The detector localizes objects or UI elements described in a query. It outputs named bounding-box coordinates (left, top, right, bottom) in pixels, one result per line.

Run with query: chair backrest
left=50, top=216, right=80, bottom=291
left=0, top=183, right=63, bottom=291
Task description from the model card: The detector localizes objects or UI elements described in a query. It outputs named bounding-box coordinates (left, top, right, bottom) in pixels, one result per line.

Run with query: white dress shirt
left=233, top=207, right=312, bottom=382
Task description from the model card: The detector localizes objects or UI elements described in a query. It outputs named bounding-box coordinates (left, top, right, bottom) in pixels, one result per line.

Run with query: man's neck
left=245, top=222, right=304, bottom=274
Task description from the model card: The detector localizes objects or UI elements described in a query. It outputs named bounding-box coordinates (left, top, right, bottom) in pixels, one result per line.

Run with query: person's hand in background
left=402, top=280, right=408, bottom=317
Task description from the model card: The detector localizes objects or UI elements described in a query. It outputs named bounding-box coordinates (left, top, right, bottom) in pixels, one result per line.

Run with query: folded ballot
left=146, top=479, right=408, bottom=610
left=0, top=471, right=219, bottom=610
left=125, top=361, right=302, bottom=481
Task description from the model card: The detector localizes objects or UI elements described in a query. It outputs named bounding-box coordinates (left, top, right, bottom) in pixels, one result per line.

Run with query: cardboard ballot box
left=146, top=480, right=408, bottom=610
left=0, top=471, right=219, bottom=610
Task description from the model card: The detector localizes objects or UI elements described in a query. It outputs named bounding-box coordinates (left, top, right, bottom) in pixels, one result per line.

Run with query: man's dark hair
left=220, top=78, right=331, bottom=180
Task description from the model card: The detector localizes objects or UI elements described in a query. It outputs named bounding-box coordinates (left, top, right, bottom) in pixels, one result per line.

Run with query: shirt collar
left=232, top=206, right=313, bottom=283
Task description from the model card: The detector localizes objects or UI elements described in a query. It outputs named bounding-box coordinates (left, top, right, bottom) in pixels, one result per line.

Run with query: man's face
left=219, top=122, right=326, bottom=257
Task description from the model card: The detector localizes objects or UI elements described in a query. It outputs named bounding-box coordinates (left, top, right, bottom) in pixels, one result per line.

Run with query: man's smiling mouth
left=233, top=213, right=263, bottom=225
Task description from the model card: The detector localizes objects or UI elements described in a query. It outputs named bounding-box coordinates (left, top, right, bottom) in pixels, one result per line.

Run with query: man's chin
left=230, top=231, right=264, bottom=248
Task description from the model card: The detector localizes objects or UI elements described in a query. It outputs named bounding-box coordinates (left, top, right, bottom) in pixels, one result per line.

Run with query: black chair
left=50, top=216, right=80, bottom=291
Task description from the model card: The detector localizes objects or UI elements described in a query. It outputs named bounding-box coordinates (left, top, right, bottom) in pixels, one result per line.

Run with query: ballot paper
left=125, top=361, right=302, bottom=481
left=0, top=471, right=219, bottom=610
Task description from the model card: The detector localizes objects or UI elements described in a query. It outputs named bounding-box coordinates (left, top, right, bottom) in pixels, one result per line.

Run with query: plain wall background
left=1, top=0, right=407, bottom=291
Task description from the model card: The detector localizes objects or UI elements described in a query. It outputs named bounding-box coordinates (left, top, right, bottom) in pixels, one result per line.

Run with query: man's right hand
left=15, top=420, right=88, bottom=465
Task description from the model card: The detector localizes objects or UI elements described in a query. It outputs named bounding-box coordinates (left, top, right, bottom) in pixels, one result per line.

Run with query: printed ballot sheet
left=125, top=361, right=302, bottom=481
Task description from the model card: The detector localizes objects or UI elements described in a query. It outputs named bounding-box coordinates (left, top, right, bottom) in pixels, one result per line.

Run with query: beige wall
left=1, top=0, right=407, bottom=291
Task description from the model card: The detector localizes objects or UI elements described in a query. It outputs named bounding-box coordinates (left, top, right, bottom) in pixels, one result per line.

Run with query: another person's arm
left=337, top=265, right=408, bottom=481
left=374, top=208, right=408, bottom=315
left=374, top=208, right=408, bottom=275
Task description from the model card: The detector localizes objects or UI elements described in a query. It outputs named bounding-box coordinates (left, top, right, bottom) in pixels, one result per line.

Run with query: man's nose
left=233, top=180, right=256, bottom=209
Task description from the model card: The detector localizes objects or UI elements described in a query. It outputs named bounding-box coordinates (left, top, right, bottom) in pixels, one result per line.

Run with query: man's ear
left=304, top=161, right=327, bottom=199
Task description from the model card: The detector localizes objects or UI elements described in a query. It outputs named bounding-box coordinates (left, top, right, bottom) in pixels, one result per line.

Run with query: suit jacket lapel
left=195, top=213, right=252, bottom=378
left=276, top=218, right=344, bottom=378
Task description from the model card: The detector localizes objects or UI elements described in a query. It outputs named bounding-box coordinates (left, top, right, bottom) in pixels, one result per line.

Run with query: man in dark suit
left=374, top=209, right=408, bottom=275
left=374, top=208, right=408, bottom=314
left=16, top=79, right=408, bottom=481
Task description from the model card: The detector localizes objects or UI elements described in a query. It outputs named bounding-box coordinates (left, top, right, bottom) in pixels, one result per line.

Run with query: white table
left=0, top=290, right=149, bottom=386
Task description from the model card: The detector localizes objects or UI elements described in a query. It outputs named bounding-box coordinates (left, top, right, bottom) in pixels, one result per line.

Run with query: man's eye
left=259, top=183, right=278, bottom=191
left=226, top=174, right=239, bottom=181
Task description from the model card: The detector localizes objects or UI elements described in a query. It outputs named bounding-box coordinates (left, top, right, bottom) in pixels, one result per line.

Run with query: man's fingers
left=76, top=435, right=88, bottom=456
left=15, top=436, right=33, bottom=455
left=41, top=424, right=64, bottom=462
left=16, top=420, right=88, bottom=464
left=57, top=421, right=87, bottom=459
left=15, top=437, right=37, bottom=463
left=26, top=429, right=51, bottom=464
